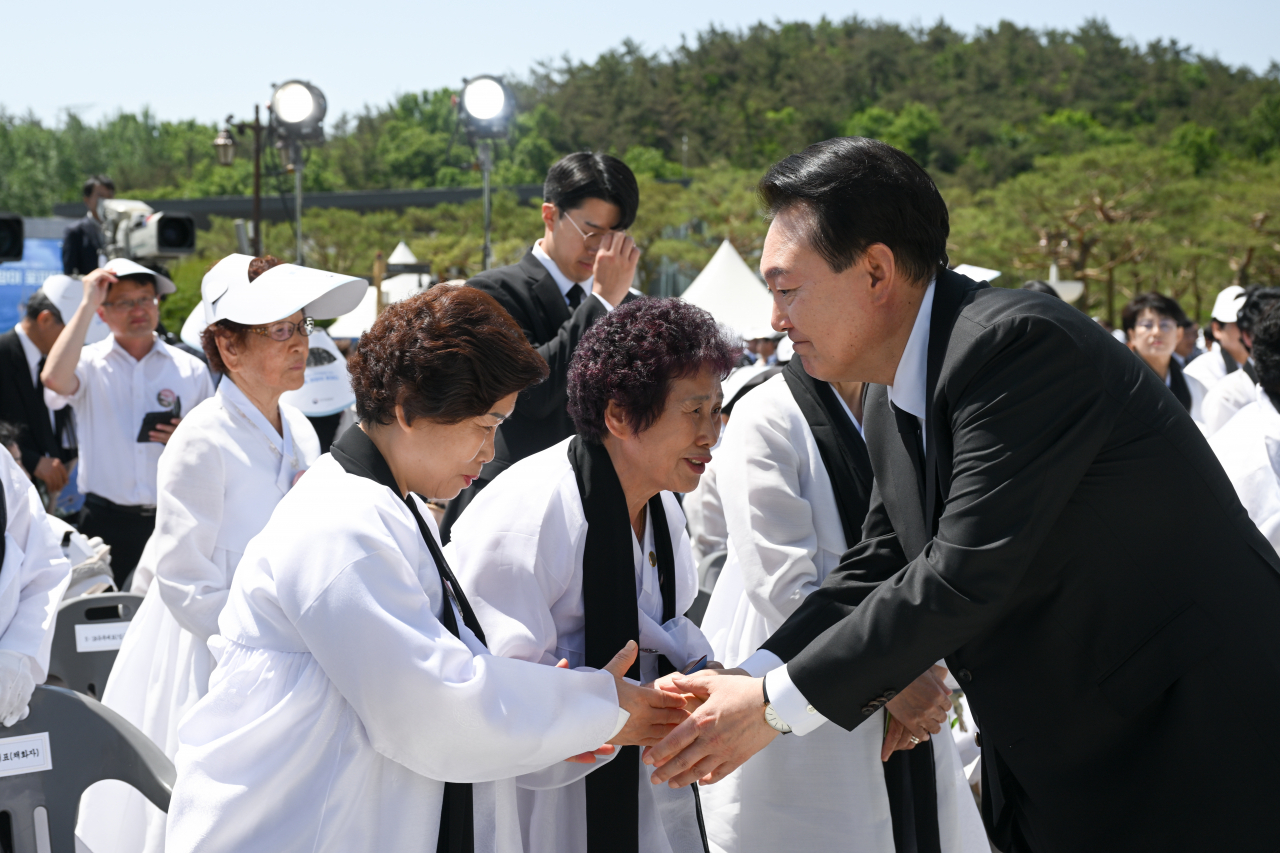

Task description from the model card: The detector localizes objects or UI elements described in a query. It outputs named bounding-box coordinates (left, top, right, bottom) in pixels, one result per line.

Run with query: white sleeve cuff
left=609, top=707, right=630, bottom=740
left=764, top=665, right=828, bottom=736
left=593, top=292, right=615, bottom=312
left=739, top=649, right=785, bottom=678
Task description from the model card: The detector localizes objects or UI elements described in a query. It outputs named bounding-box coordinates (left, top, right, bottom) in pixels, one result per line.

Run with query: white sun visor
left=201, top=254, right=367, bottom=326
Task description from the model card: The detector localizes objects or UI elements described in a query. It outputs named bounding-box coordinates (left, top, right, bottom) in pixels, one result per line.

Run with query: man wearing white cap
left=1185, top=285, right=1249, bottom=393
left=40, top=259, right=214, bottom=586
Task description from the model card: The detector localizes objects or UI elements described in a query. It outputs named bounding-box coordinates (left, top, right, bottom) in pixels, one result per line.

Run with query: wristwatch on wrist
left=761, top=677, right=793, bottom=734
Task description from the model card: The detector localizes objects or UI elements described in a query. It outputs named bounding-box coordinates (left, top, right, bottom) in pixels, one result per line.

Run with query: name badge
left=75, top=622, right=128, bottom=653
left=0, top=732, right=52, bottom=777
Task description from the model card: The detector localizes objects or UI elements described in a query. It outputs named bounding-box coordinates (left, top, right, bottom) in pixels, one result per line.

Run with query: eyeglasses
left=1136, top=319, right=1178, bottom=333
left=249, top=317, right=314, bottom=342
left=560, top=211, right=625, bottom=248
left=102, top=296, right=159, bottom=310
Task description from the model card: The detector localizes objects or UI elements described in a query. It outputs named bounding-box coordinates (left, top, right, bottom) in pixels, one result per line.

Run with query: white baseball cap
left=200, top=254, right=366, bottom=327
left=1211, top=285, right=1247, bottom=323
left=38, top=275, right=111, bottom=344
left=103, top=257, right=177, bottom=295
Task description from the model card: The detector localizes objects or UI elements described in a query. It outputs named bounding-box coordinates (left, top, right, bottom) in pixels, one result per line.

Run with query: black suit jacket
left=0, top=330, right=70, bottom=475
left=62, top=215, right=104, bottom=276
left=762, top=268, right=1280, bottom=851
left=467, top=251, right=616, bottom=479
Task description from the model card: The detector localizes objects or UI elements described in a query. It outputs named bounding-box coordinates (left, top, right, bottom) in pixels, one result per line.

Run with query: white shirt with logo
left=44, top=334, right=214, bottom=505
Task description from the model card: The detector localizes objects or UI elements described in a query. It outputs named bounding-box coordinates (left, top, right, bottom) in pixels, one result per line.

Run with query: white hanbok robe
left=76, top=380, right=320, bottom=853
left=698, top=374, right=988, bottom=853
left=447, top=438, right=715, bottom=853
left=0, top=452, right=71, bottom=688
left=1201, top=367, right=1256, bottom=435
left=165, top=452, right=624, bottom=853
left=1210, top=384, right=1280, bottom=554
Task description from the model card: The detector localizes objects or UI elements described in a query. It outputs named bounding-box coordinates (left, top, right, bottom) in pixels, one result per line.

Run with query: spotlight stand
left=478, top=141, right=494, bottom=271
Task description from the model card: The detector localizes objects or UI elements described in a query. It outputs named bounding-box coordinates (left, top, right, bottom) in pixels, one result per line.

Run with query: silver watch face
left=763, top=703, right=792, bottom=734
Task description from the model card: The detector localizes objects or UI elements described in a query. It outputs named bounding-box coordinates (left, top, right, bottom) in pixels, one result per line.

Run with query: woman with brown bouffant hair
left=165, top=285, right=689, bottom=853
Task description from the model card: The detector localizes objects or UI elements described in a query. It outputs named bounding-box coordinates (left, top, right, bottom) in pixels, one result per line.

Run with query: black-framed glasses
left=102, top=296, right=159, bottom=310
left=249, top=317, right=314, bottom=342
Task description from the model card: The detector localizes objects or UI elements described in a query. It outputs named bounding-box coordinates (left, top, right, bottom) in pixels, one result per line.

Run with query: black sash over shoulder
left=567, top=436, right=707, bottom=853
left=783, top=360, right=941, bottom=853
left=329, top=426, right=483, bottom=853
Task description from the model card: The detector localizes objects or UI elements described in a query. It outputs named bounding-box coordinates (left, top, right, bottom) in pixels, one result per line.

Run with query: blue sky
left=3, top=0, right=1276, bottom=126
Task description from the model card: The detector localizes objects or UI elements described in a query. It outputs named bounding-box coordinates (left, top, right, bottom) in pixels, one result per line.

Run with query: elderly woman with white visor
left=77, top=254, right=366, bottom=853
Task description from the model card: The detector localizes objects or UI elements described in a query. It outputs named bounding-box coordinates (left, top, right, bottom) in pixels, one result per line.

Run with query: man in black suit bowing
left=440, top=152, right=640, bottom=540
left=645, top=138, right=1280, bottom=851
left=0, top=290, right=75, bottom=496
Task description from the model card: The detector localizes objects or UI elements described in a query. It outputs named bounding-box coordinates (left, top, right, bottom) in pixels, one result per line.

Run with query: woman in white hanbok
left=77, top=254, right=366, bottom=853
left=699, top=364, right=989, bottom=853
left=449, top=298, right=740, bottom=853
left=164, top=285, right=685, bottom=853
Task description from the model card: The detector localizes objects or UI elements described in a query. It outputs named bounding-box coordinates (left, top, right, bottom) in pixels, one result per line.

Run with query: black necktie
left=566, top=284, right=585, bottom=310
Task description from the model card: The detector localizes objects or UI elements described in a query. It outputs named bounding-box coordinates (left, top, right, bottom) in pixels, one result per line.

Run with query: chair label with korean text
left=0, top=732, right=52, bottom=777
left=75, top=622, right=127, bottom=653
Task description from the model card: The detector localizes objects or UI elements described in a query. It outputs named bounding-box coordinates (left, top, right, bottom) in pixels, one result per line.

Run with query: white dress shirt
left=165, top=454, right=623, bottom=853
left=1183, top=345, right=1230, bottom=391
left=44, top=334, right=214, bottom=505
left=447, top=438, right=713, bottom=853
left=531, top=240, right=615, bottom=311
left=0, top=452, right=72, bottom=682
left=739, top=282, right=936, bottom=734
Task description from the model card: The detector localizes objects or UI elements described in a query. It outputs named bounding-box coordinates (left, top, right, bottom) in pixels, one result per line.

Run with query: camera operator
left=62, top=176, right=115, bottom=276
left=41, top=259, right=214, bottom=587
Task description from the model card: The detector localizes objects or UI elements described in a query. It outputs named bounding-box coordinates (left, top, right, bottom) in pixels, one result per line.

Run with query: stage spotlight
left=458, top=75, right=515, bottom=139
left=270, top=80, right=327, bottom=143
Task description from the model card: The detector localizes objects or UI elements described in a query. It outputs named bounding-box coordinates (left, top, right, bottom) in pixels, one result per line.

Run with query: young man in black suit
left=0, top=291, right=74, bottom=495
left=646, top=137, right=1280, bottom=851
left=440, top=152, right=640, bottom=540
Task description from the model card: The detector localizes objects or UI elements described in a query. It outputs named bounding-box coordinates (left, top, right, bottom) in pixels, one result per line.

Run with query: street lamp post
left=456, top=76, right=516, bottom=271
left=213, top=104, right=265, bottom=256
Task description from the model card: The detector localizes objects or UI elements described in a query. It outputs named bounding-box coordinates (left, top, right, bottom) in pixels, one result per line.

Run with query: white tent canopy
left=679, top=240, right=775, bottom=340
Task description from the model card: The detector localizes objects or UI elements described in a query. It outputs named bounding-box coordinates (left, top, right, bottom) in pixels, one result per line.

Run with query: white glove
left=0, top=650, right=36, bottom=727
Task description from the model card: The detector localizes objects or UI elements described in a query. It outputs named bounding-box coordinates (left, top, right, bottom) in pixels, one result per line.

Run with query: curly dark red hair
left=349, top=285, right=549, bottom=426
left=568, top=297, right=738, bottom=444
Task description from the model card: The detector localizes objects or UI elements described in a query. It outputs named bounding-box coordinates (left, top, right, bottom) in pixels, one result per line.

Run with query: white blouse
left=1210, top=384, right=1280, bottom=553
left=447, top=438, right=713, bottom=853
left=77, top=379, right=321, bottom=853
left=165, top=453, right=624, bottom=853
left=698, top=374, right=988, bottom=853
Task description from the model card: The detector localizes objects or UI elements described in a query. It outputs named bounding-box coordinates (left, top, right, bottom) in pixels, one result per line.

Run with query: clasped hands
left=622, top=663, right=953, bottom=787
left=561, top=641, right=725, bottom=765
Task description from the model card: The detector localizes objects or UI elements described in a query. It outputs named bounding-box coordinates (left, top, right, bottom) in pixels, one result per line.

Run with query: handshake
left=567, top=643, right=954, bottom=788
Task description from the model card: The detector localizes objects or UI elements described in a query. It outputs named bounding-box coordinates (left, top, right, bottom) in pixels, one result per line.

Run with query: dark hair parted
left=1250, top=301, right=1280, bottom=402
left=567, top=298, right=738, bottom=444
left=758, top=137, right=950, bottom=285
left=24, top=291, right=63, bottom=324
left=199, top=255, right=286, bottom=375
left=349, top=286, right=549, bottom=426
left=1121, top=292, right=1188, bottom=334
left=82, top=175, right=114, bottom=198
left=544, top=152, right=639, bottom=231
left=1237, top=286, right=1280, bottom=339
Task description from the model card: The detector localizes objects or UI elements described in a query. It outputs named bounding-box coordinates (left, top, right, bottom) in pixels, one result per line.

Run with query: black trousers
left=81, top=494, right=156, bottom=589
